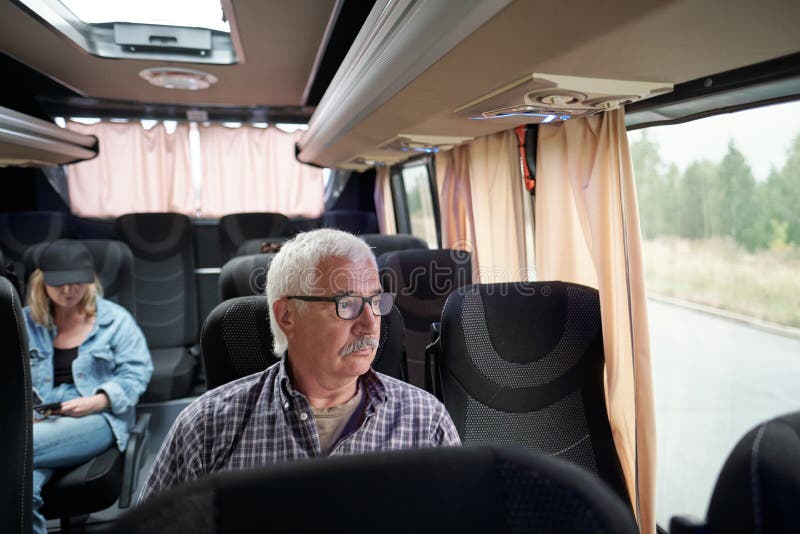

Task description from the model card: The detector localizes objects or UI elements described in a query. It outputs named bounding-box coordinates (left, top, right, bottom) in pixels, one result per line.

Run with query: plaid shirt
left=138, top=360, right=460, bottom=503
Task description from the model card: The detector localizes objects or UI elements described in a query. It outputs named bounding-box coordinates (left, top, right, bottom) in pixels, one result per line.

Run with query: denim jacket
left=25, top=297, right=153, bottom=451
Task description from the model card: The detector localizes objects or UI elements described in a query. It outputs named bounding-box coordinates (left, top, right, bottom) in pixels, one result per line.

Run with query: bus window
left=392, top=158, right=440, bottom=248
left=629, top=100, right=800, bottom=526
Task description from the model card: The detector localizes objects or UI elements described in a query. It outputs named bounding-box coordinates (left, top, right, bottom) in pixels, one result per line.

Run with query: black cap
left=35, top=240, right=95, bottom=286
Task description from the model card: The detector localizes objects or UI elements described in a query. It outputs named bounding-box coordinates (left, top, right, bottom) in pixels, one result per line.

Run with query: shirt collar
left=276, top=354, right=388, bottom=407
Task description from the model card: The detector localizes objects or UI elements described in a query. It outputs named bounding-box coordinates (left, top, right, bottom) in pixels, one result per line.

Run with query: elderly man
left=138, top=229, right=460, bottom=502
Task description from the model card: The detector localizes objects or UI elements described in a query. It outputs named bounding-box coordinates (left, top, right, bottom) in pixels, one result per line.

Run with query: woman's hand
left=59, top=393, right=110, bottom=417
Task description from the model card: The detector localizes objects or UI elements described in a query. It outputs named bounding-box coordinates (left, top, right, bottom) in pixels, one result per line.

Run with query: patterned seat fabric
left=437, top=281, right=631, bottom=510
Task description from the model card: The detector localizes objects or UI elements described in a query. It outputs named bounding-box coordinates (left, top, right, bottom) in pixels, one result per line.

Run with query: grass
left=642, top=238, right=800, bottom=328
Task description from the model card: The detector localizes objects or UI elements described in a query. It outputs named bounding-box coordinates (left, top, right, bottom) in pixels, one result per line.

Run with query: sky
left=628, top=100, right=800, bottom=182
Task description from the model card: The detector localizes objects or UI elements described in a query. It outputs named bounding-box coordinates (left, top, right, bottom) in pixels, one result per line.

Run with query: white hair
left=266, top=228, right=377, bottom=356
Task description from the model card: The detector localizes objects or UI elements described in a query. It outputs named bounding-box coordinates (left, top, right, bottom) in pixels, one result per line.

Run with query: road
left=649, top=299, right=800, bottom=526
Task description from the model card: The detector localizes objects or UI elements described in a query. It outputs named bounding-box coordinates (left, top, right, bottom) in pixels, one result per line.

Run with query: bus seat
left=431, top=282, right=632, bottom=511
left=0, top=276, right=33, bottom=534
left=0, top=210, right=70, bottom=289
left=200, top=296, right=407, bottom=390
left=71, top=215, right=115, bottom=240
left=219, top=253, right=276, bottom=301
left=378, top=249, right=472, bottom=388
left=361, top=233, right=428, bottom=258
left=218, top=212, right=291, bottom=260
left=24, top=239, right=137, bottom=316
left=113, top=213, right=198, bottom=401
left=671, top=410, right=800, bottom=534
left=112, top=445, right=638, bottom=534
left=321, top=210, right=379, bottom=235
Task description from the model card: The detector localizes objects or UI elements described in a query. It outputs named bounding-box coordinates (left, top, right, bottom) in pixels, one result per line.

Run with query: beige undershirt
left=311, top=385, right=364, bottom=455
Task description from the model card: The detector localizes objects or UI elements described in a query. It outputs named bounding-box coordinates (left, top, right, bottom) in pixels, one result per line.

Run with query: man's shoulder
left=181, top=367, right=275, bottom=422
left=372, top=372, right=442, bottom=406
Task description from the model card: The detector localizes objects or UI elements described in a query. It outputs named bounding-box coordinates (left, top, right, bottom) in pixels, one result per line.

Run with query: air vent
left=456, top=73, right=673, bottom=123
left=380, top=134, right=474, bottom=153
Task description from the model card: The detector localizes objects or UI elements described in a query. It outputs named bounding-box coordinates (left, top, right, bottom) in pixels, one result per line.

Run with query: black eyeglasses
left=287, top=292, right=395, bottom=320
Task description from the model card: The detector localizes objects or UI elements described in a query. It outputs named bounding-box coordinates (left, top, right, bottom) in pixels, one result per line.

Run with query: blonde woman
left=24, top=240, right=152, bottom=534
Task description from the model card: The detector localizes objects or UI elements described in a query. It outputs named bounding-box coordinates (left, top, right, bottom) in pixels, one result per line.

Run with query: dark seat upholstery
left=0, top=210, right=70, bottom=293
left=361, top=233, right=429, bottom=258
left=0, top=276, right=33, bottom=534
left=112, top=445, right=638, bottom=534
left=218, top=212, right=291, bottom=260
left=201, top=296, right=407, bottom=390
left=378, top=249, right=472, bottom=388
left=433, top=281, right=631, bottom=510
left=24, top=239, right=136, bottom=315
left=321, top=210, right=379, bottom=234
left=113, top=213, right=198, bottom=401
left=671, top=410, right=800, bottom=534
left=218, top=253, right=276, bottom=301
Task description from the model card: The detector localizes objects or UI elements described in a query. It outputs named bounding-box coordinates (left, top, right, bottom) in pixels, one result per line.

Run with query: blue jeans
left=32, top=385, right=114, bottom=534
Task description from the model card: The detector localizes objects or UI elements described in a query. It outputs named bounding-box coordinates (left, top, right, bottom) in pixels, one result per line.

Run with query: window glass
left=629, top=100, right=800, bottom=526
left=59, top=0, right=230, bottom=32
left=401, top=163, right=438, bottom=248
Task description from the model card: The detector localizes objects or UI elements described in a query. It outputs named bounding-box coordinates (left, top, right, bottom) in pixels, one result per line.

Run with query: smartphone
left=34, top=402, right=62, bottom=415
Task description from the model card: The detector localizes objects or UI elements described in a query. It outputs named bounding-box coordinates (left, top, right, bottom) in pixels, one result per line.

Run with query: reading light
left=139, top=67, right=218, bottom=90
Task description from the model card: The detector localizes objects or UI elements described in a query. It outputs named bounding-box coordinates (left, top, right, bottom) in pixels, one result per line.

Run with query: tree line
left=631, top=131, right=800, bottom=252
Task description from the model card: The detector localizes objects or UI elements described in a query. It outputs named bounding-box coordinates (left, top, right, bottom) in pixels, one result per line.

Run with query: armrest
left=669, top=515, right=710, bottom=534
left=119, top=412, right=151, bottom=508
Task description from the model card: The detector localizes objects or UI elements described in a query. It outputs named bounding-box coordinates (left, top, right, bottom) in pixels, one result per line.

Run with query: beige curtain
left=374, top=165, right=397, bottom=234
left=467, top=130, right=529, bottom=282
left=199, top=125, right=324, bottom=217
left=435, top=133, right=529, bottom=283
left=66, top=121, right=194, bottom=216
left=536, top=109, right=655, bottom=533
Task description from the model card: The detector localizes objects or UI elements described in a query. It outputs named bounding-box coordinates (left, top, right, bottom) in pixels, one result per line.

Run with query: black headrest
left=378, top=249, right=471, bottom=332
left=23, top=240, right=136, bottom=314
left=218, top=253, right=276, bottom=301
left=361, top=233, right=429, bottom=258
left=113, top=213, right=193, bottom=260
left=201, top=296, right=406, bottom=389
left=705, top=410, right=800, bottom=533
left=0, top=277, right=32, bottom=534
left=114, top=445, right=638, bottom=534
left=218, top=213, right=291, bottom=259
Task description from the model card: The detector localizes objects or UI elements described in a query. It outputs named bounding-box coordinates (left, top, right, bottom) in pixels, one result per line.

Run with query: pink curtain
left=199, top=125, right=323, bottom=217
left=66, top=121, right=194, bottom=216
left=537, top=110, right=656, bottom=533
left=374, top=165, right=397, bottom=234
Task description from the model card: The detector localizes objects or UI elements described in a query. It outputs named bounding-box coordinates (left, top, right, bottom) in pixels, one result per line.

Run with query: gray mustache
left=340, top=336, right=379, bottom=356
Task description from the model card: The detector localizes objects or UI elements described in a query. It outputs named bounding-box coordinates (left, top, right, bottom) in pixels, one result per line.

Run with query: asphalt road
left=649, top=299, right=800, bottom=526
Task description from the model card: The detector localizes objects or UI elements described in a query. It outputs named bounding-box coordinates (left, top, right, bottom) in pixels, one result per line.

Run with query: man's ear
left=272, top=297, right=295, bottom=338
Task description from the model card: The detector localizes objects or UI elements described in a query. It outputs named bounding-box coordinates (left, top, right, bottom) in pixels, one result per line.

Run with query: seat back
left=437, top=281, right=630, bottom=507
left=0, top=276, right=32, bottom=534
left=233, top=237, right=289, bottom=257
left=113, top=445, right=638, bottom=534
left=703, top=411, right=800, bottom=533
left=321, top=210, right=379, bottom=234
left=201, top=296, right=406, bottom=390
left=218, top=212, right=291, bottom=260
left=113, top=213, right=198, bottom=348
left=24, top=239, right=136, bottom=315
left=378, top=248, right=471, bottom=388
left=361, top=233, right=428, bottom=258
left=218, top=253, right=276, bottom=301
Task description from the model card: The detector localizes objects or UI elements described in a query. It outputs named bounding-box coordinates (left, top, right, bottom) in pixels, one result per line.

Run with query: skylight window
left=18, top=0, right=243, bottom=64
left=58, top=0, right=230, bottom=32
